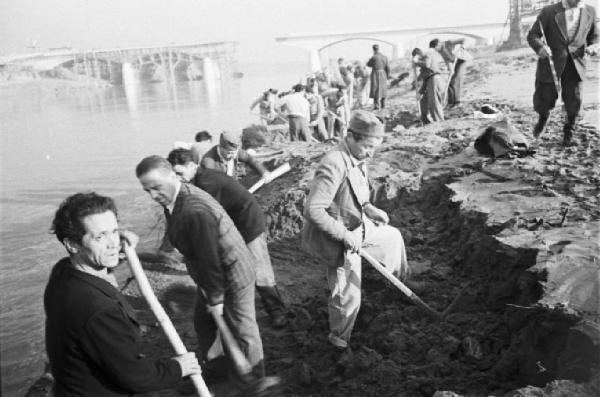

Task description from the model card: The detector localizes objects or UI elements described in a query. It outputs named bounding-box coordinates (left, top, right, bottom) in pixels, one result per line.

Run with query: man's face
left=220, top=146, right=238, bottom=161
left=74, top=211, right=121, bottom=269
left=348, top=135, right=383, bottom=160
left=566, top=0, right=581, bottom=6
left=138, top=168, right=179, bottom=207
left=172, top=162, right=198, bottom=183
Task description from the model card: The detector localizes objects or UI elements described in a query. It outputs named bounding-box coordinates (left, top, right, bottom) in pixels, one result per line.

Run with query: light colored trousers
left=327, top=217, right=408, bottom=349
left=420, top=74, right=445, bottom=123
left=246, top=232, right=275, bottom=287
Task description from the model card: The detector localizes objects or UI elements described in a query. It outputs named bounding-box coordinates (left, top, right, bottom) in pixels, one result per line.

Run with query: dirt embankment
left=25, top=47, right=599, bottom=397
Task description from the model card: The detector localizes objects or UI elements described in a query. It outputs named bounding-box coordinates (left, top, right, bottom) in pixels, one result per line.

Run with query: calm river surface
left=0, top=61, right=307, bottom=395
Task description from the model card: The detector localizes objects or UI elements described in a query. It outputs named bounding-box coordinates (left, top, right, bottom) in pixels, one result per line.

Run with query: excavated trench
left=255, top=160, right=595, bottom=397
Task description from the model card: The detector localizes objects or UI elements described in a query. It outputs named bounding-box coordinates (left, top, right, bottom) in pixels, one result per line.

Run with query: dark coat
left=44, top=258, right=181, bottom=396
left=166, top=183, right=256, bottom=305
left=367, top=52, right=390, bottom=99
left=527, top=2, right=598, bottom=82
left=192, top=167, right=266, bottom=243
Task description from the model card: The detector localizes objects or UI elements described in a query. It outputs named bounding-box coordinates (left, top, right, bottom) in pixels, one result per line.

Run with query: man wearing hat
left=302, top=110, right=409, bottom=350
left=366, top=44, right=390, bottom=110
left=201, top=130, right=271, bottom=180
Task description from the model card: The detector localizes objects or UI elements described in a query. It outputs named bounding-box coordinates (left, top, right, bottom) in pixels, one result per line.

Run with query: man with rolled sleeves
left=302, top=110, right=410, bottom=350
left=527, top=0, right=598, bottom=145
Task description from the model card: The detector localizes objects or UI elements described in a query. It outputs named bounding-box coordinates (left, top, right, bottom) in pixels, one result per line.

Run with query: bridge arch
left=318, top=37, right=397, bottom=54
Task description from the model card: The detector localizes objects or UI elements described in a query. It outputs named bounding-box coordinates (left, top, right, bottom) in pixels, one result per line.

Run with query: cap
left=348, top=110, right=384, bottom=138
left=372, top=44, right=380, bottom=51
left=219, top=130, right=240, bottom=150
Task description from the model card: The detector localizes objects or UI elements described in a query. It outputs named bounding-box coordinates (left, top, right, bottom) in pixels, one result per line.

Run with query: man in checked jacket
left=136, top=155, right=264, bottom=387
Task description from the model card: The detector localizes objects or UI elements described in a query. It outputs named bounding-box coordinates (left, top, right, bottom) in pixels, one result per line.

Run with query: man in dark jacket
left=527, top=0, right=598, bottom=145
left=366, top=44, right=390, bottom=110
left=136, top=155, right=265, bottom=386
left=167, top=148, right=286, bottom=328
left=45, top=192, right=199, bottom=396
left=201, top=130, right=271, bottom=179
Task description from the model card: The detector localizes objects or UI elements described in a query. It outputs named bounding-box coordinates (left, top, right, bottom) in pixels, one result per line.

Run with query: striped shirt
left=562, top=0, right=585, bottom=40
left=166, top=183, right=256, bottom=305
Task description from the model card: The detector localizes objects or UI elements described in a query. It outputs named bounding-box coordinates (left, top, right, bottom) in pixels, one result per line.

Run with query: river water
left=0, top=61, right=307, bottom=396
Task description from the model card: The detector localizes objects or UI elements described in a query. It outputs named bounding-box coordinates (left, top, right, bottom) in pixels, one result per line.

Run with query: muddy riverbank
left=26, top=47, right=599, bottom=397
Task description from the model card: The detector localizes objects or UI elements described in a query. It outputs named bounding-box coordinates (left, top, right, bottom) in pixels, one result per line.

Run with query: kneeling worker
left=167, top=148, right=286, bottom=328
left=302, top=110, right=410, bottom=350
left=45, top=192, right=200, bottom=396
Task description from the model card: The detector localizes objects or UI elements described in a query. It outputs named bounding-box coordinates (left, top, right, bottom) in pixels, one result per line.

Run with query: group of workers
left=41, top=1, right=598, bottom=395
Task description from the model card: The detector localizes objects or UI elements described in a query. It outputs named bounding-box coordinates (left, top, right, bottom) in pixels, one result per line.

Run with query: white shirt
left=280, top=92, right=310, bottom=120
left=165, top=181, right=181, bottom=214
left=562, top=0, right=585, bottom=40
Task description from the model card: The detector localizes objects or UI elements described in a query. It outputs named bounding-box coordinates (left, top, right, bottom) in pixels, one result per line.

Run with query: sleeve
left=304, top=154, right=349, bottom=242
left=250, top=97, right=259, bottom=110
left=81, top=307, right=181, bottom=393
left=238, top=150, right=267, bottom=176
left=200, top=152, right=216, bottom=170
left=187, top=213, right=225, bottom=305
left=366, top=57, right=374, bottom=68
left=527, top=11, right=546, bottom=53
left=586, top=8, right=598, bottom=46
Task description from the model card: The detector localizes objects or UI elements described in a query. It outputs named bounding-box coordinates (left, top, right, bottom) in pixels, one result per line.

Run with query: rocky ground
left=26, top=47, right=599, bottom=397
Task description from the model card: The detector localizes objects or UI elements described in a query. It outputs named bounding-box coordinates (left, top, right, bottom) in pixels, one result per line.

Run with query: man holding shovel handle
left=44, top=192, right=202, bottom=396
left=302, top=110, right=411, bottom=351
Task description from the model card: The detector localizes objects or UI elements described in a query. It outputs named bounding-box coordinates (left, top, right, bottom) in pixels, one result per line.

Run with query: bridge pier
left=202, top=57, right=221, bottom=80
left=309, top=49, right=321, bottom=73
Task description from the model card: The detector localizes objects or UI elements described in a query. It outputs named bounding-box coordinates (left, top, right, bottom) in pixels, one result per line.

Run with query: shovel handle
left=123, top=243, right=212, bottom=397
left=359, top=249, right=441, bottom=319
left=248, top=162, right=291, bottom=194
left=209, top=311, right=254, bottom=376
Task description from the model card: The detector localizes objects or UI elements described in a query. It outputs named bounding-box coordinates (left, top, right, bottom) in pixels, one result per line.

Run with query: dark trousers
left=533, top=56, right=582, bottom=122
left=288, top=115, right=309, bottom=141
left=194, top=283, right=264, bottom=382
left=447, top=59, right=467, bottom=105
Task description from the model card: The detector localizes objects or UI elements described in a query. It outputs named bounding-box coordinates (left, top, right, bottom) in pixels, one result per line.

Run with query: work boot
left=533, top=113, right=549, bottom=138
left=257, top=285, right=286, bottom=328
left=562, top=119, right=576, bottom=146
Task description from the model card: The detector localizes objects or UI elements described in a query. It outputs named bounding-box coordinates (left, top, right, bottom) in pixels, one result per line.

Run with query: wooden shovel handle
left=123, top=243, right=212, bottom=397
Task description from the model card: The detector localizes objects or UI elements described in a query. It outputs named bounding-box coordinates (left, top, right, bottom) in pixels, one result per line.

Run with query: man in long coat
left=366, top=44, right=390, bottom=110
left=527, top=0, right=598, bottom=145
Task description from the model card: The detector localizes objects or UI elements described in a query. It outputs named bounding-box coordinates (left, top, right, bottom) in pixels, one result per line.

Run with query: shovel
left=248, top=162, right=291, bottom=194
left=209, top=310, right=281, bottom=396
left=122, top=242, right=212, bottom=397
left=359, top=249, right=461, bottom=319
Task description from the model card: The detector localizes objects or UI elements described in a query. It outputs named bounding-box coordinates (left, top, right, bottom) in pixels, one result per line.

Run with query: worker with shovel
left=167, top=148, right=287, bottom=329
left=302, top=110, right=410, bottom=351
left=136, top=156, right=273, bottom=394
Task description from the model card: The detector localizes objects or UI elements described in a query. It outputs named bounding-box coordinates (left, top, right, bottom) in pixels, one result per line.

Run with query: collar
left=341, top=139, right=367, bottom=169
left=166, top=180, right=181, bottom=214
left=562, top=0, right=585, bottom=9
left=217, top=145, right=237, bottom=162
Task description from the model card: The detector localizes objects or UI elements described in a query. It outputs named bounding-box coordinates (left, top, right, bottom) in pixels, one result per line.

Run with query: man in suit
left=302, top=110, right=410, bottom=350
left=45, top=192, right=200, bottom=396
left=167, top=148, right=287, bottom=328
left=136, top=155, right=265, bottom=386
left=527, top=0, right=598, bottom=145
left=366, top=44, right=390, bottom=110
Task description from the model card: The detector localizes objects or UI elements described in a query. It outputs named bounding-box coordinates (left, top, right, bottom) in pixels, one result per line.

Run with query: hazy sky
left=1, top=0, right=514, bottom=62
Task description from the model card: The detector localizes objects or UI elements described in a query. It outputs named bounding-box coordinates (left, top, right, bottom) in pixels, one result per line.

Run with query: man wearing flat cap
left=302, top=110, right=410, bottom=350
left=201, top=130, right=271, bottom=180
